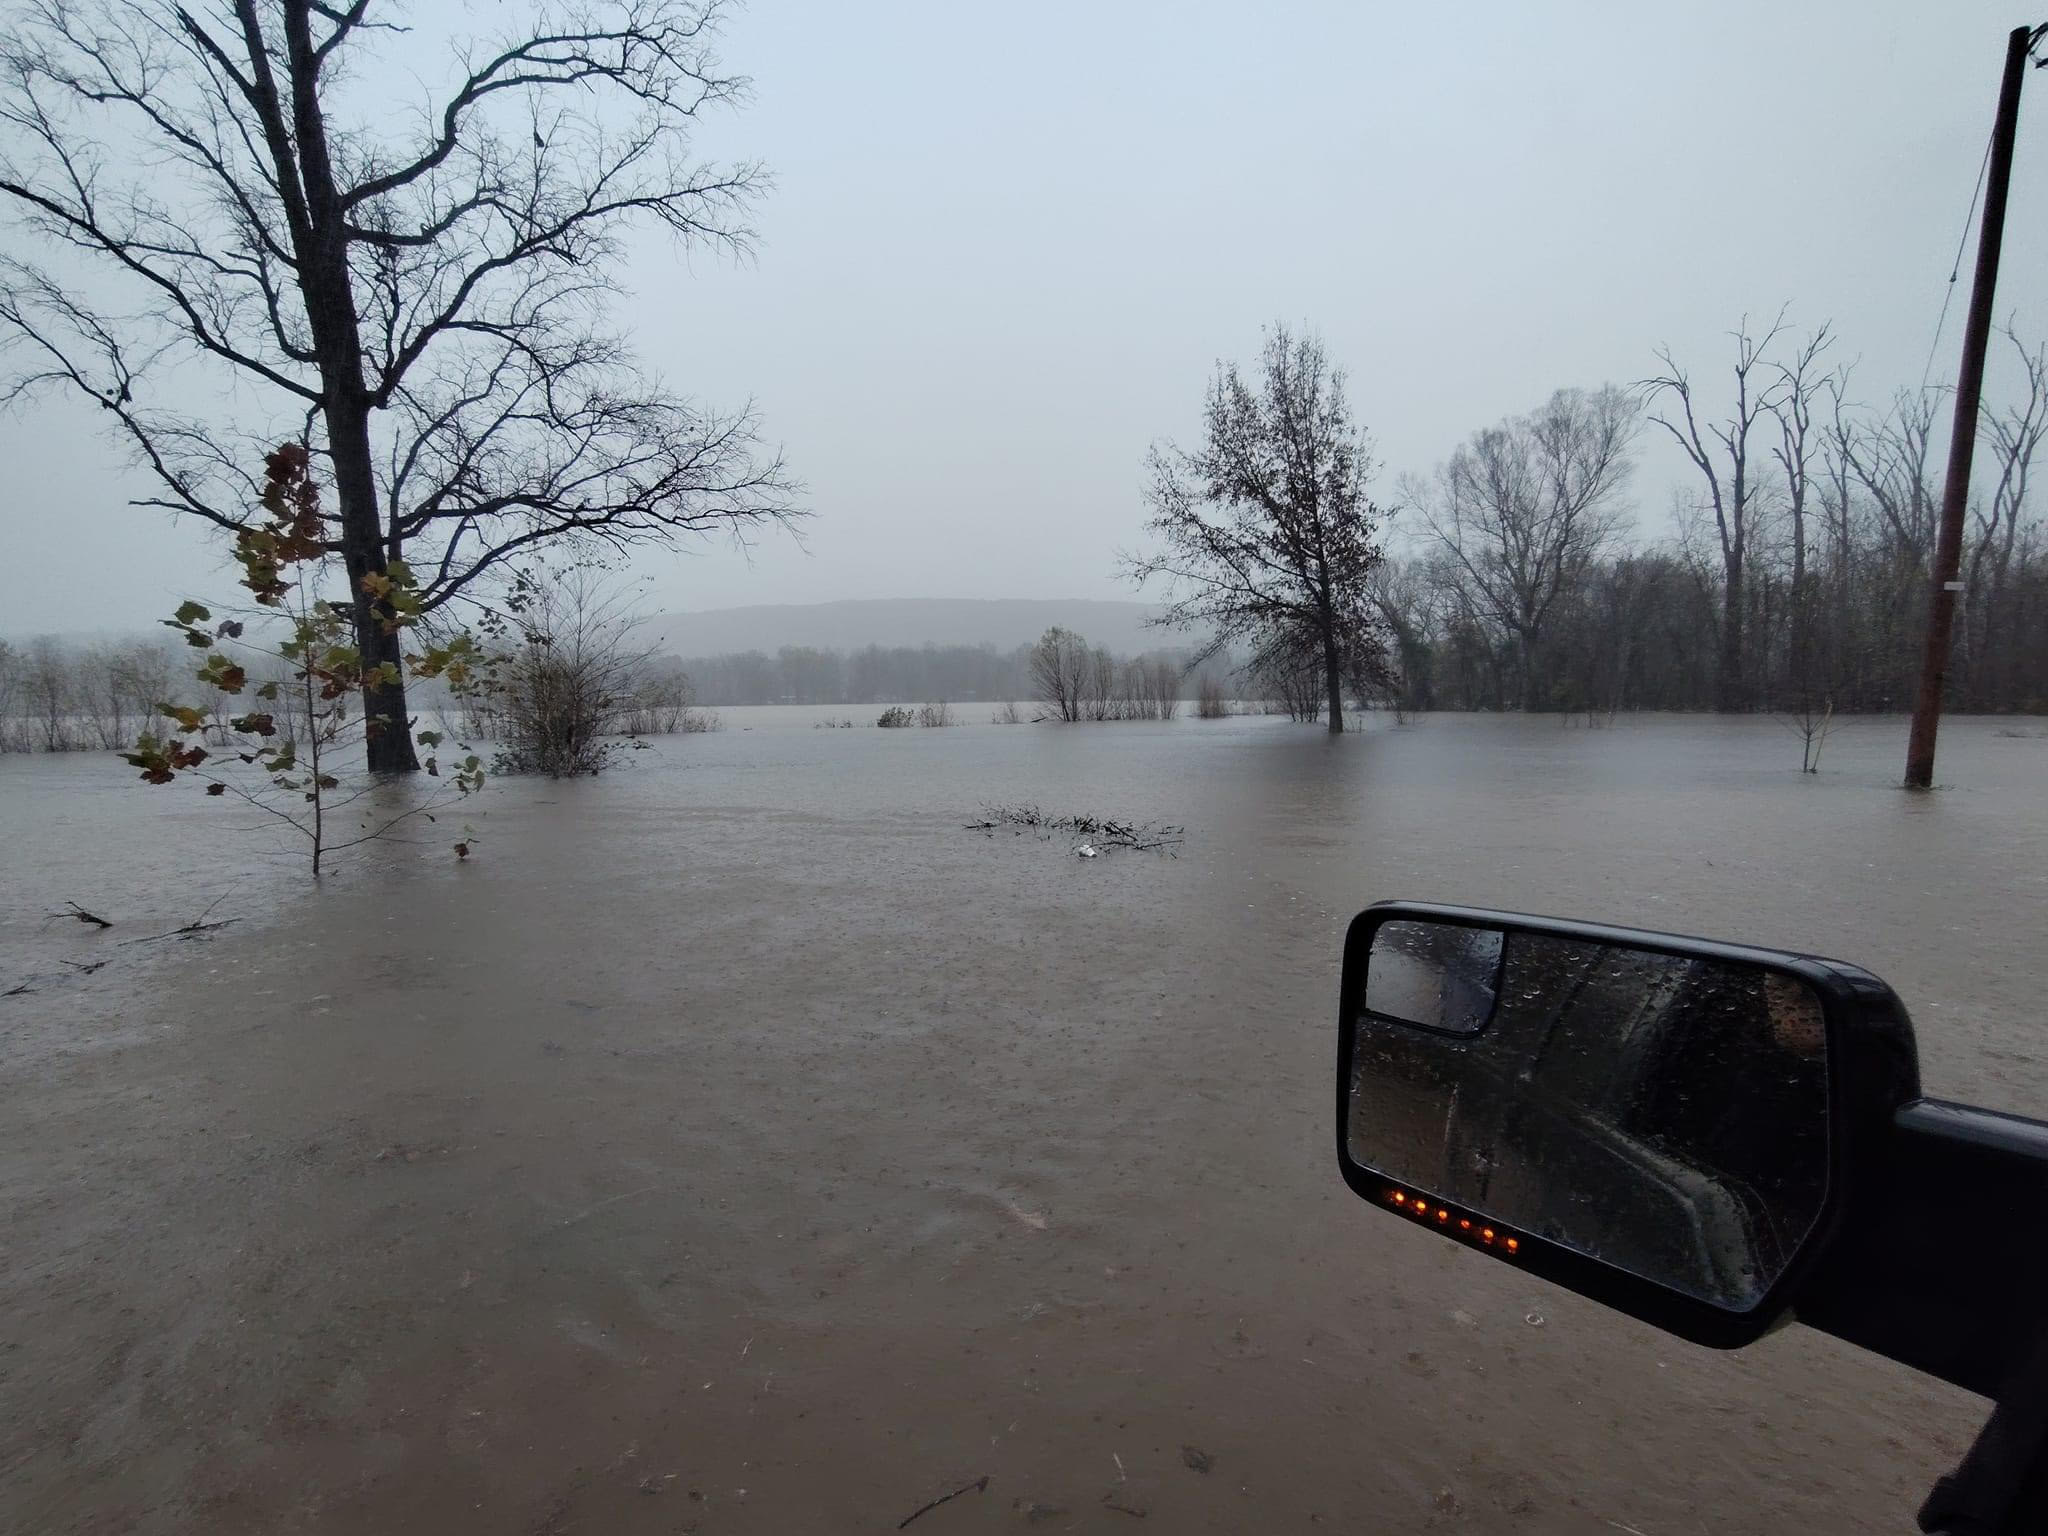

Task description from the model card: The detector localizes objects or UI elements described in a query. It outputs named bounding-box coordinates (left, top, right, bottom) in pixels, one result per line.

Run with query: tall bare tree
left=1413, top=386, right=1636, bottom=711
left=1127, top=324, right=1388, bottom=733
left=1769, top=325, right=1841, bottom=705
left=1, top=0, right=798, bottom=771
left=1643, top=314, right=1791, bottom=712
left=1028, top=626, right=1090, bottom=723
left=1965, top=327, right=2048, bottom=704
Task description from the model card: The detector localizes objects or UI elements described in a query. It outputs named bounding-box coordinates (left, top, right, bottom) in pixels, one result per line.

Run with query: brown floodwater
left=4, top=710, right=2046, bottom=1533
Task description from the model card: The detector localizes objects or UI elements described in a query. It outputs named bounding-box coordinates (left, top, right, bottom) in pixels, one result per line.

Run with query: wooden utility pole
left=1904, top=25, right=2036, bottom=789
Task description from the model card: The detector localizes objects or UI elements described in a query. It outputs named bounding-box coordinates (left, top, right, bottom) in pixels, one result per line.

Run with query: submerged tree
left=124, top=444, right=484, bottom=874
left=1028, top=626, right=1090, bottom=722
left=1, top=0, right=799, bottom=772
left=1642, top=314, right=1805, bottom=712
left=1127, top=324, right=1389, bottom=733
left=1411, top=386, right=1636, bottom=711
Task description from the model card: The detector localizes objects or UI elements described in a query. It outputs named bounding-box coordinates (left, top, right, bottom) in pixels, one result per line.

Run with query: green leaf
left=256, top=681, right=280, bottom=700
left=173, top=600, right=211, bottom=625
left=196, top=653, right=248, bottom=693
left=416, top=729, right=442, bottom=748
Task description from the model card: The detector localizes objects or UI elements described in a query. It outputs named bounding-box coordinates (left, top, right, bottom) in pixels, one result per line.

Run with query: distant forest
left=1358, top=323, right=2048, bottom=718
left=658, top=643, right=1236, bottom=707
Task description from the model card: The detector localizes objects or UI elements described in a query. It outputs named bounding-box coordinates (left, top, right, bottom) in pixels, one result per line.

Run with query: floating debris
left=965, top=804, right=1183, bottom=856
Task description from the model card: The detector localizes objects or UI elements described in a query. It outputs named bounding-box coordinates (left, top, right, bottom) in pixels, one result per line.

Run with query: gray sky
left=4, top=0, right=2044, bottom=635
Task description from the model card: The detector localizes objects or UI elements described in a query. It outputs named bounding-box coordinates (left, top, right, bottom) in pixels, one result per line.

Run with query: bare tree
left=1643, top=314, right=1791, bottom=712
left=23, top=636, right=73, bottom=750
left=78, top=643, right=128, bottom=749
left=1252, top=639, right=1326, bottom=723
left=489, top=564, right=659, bottom=776
left=1769, top=325, right=1841, bottom=707
left=1084, top=645, right=1117, bottom=721
left=1, top=0, right=799, bottom=772
left=1146, top=657, right=1181, bottom=720
left=1028, top=626, right=1090, bottom=722
left=1414, top=386, right=1636, bottom=711
left=1839, top=388, right=1945, bottom=567
left=1965, top=328, right=2048, bottom=705
left=1127, top=324, right=1388, bottom=733
left=0, top=639, right=17, bottom=750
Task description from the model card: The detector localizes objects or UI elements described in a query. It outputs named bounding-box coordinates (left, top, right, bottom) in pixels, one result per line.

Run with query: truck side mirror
left=1337, top=902, right=1911, bottom=1349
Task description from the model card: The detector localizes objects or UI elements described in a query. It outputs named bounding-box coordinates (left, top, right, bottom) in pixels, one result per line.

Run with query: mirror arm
left=1797, top=1099, right=2048, bottom=1403
left=1917, top=1323, right=2048, bottom=1535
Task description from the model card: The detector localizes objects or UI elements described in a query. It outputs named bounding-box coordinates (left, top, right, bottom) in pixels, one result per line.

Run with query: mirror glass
left=1364, top=920, right=1505, bottom=1035
left=1347, top=922, right=1830, bottom=1311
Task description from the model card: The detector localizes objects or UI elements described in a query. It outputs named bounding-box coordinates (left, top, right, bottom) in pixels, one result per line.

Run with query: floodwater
left=3, top=711, right=2046, bottom=1533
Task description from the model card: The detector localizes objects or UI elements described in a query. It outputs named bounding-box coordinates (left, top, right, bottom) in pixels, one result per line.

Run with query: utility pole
left=1904, top=24, right=2038, bottom=789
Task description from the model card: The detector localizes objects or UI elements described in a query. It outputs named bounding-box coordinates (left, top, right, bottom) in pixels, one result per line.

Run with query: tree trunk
left=1717, top=554, right=1745, bottom=712
left=1322, top=622, right=1345, bottom=734
left=276, top=0, right=417, bottom=772
left=327, top=398, right=418, bottom=771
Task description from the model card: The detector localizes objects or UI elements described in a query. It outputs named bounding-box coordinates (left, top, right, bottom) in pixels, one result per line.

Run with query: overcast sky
left=4, top=0, right=2044, bottom=635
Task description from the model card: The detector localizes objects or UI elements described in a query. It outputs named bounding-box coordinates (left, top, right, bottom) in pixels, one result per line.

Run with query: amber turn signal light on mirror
left=1386, top=1189, right=1520, bottom=1256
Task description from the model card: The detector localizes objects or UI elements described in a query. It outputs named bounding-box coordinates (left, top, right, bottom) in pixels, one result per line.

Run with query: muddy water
left=4, top=712, right=2046, bottom=1534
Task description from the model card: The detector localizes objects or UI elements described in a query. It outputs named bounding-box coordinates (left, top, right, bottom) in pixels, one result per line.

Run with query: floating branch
left=965, top=804, right=1184, bottom=855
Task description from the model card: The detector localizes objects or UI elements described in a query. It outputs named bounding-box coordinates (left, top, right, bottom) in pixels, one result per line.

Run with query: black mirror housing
left=1337, top=901, right=1923, bottom=1352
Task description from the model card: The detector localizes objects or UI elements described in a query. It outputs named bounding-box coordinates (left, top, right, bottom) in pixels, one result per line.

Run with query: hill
left=639, top=598, right=1181, bottom=659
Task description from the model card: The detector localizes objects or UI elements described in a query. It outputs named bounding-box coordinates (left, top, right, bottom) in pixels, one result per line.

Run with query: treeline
left=1368, top=321, right=2048, bottom=715
left=0, top=633, right=420, bottom=752
left=670, top=641, right=1233, bottom=707
left=0, top=637, right=179, bottom=752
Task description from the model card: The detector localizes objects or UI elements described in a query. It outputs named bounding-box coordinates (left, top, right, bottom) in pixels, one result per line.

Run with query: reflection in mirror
left=1365, top=921, right=1504, bottom=1035
left=1347, top=924, right=1829, bottom=1311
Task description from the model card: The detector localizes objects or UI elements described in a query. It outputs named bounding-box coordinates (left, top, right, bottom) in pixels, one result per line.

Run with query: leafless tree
left=1413, top=386, right=1636, bottom=711
left=1769, top=325, right=1842, bottom=708
left=0, top=639, right=17, bottom=749
left=1028, top=626, right=1090, bottom=722
left=1643, top=313, right=1793, bottom=711
left=1964, top=328, right=2048, bottom=705
left=1083, top=645, right=1117, bottom=721
left=1252, top=640, right=1326, bottom=723
left=488, top=564, right=659, bottom=776
left=1, top=0, right=799, bottom=772
left=22, top=636, right=74, bottom=750
left=1839, top=388, right=1944, bottom=568
left=1126, top=324, right=1389, bottom=733
left=71, top=639, right=174, bottom=749
left=1145, top=657, right=1181, bottom=720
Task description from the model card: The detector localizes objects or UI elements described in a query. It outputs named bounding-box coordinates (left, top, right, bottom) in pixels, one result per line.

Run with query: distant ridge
left=640, top=598, right=1186, bottom=658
